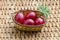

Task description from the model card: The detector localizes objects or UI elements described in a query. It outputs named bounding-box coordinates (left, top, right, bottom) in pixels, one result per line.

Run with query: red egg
left=35, top=18, right=45, bottom=25
left=24, top=19, right=35, bottom=25
left=26, top=11, right=36, bottom=20
left=15, top=12, right=25, bottom=24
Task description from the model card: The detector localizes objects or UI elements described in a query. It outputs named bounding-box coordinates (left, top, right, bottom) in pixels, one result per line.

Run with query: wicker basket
left=13, top=10, right=45, bottom=31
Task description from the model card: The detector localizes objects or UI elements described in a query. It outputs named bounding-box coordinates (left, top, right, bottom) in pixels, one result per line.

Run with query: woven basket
left=13, top=10, right=45, bottom=31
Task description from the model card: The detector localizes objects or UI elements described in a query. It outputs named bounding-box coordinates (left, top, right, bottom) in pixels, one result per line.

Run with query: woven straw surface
left=0, top=0, right=60, bottom=40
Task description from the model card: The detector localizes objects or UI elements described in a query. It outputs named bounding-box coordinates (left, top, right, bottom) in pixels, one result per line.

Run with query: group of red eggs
left=15, top=11, right=45, bottom=25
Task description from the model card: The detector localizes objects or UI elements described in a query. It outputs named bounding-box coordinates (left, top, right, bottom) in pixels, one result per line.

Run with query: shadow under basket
left=13, top=10, right=46, bottom=31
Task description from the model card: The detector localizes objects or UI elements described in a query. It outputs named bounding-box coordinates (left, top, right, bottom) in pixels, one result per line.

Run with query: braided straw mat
left=0, top=0, right=60, bottom=40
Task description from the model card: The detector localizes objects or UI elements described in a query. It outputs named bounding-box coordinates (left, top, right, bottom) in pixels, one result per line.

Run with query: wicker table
left=0, top=0, right=60, bottom=40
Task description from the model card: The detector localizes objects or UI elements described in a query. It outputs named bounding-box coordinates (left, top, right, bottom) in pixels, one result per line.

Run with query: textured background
left=0, top=0, right=60, bottom=40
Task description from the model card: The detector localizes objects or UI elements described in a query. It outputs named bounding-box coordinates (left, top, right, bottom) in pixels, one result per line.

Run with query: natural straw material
left=0, top=0, right=60, bottom=40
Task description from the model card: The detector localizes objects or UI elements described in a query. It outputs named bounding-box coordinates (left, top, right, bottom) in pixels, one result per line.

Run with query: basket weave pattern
left=0, top=0, right=60, bottom=40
